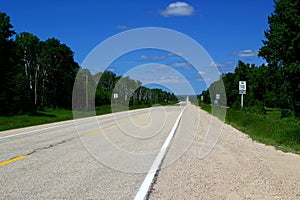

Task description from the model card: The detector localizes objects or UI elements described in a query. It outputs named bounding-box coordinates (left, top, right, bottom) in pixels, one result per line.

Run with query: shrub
left=243, top=106, right=266, bottom=115
left=281, top=109, right=293, bottom=118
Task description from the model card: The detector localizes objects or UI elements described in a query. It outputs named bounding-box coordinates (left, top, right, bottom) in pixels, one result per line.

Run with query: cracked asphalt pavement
left=1, top=103, right=300, bottom=199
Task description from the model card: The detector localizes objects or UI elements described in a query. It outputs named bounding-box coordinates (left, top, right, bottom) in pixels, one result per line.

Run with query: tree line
left=0, top=12, right=80, bottom=114
left=199, top=0, right=300, bottom=117
left=73, top=69, right=177, bottom=110
left=0, top=12, right=177, bottom=115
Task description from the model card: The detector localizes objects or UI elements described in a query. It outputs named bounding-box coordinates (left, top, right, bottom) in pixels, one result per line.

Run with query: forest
left=200, top=0, right=300, bottom=118
left=1, top=0, right=299, bottom=119
left=0, top=12, right=177, bottom=115
left=73, top=69, right=178, bottom=111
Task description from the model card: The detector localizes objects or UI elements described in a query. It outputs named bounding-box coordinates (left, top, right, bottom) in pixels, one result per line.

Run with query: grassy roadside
left=200, top=104, right=300, bottom=154
left=0, top=102, right=178, bottom=132
left=0, top=109, right=74, bottom=132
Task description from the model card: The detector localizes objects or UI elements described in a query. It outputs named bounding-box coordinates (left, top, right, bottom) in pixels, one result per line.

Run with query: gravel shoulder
left=150, top=105, right=300, bottom=200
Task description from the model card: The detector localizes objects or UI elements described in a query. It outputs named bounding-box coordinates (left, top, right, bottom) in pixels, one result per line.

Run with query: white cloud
left=106, top=67, right=115, bottom=72
left=198, top=71, right=206, bottom=75
left=140, top=52, right=186, bottom=61
left=140, top=55, right=167, bottom=60
left=209, top=61, right=235, bottom=73
left=169, top=62, right=191, bottom=67
left=231, top=50, right=258, bottom=57
left=160, top=2, right=195, bottom=17
left=158, top=76, right=187, bottom=84
left=209, top=61, right=218, bottom=68
left=210, top=61, right=234, bottom=68
left=167, top=52, right=185, bottom=57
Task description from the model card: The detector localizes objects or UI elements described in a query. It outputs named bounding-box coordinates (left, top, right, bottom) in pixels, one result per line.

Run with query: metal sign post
left=241, top=93, right=244, bottom=108
left=239, top=81, right=246, bottom=108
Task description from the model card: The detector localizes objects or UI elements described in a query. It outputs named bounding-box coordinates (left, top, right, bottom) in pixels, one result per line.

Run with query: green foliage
left=199, top=103, right=211, bottom=113
left=231, top=101, right=241, bottom=110
left=199, top=0, right=300, bottom=117
left=198, top=0, right=300, bottom=152
left=0, top=12, right=15, bottom=40
left=0, top=109, right=73, bottom=131
left=0, top=12, right=19, bottom=114
left=200, top=104, right=300, bottom=153
left=200, top=61, right=270, bottom=109
left=226, top=108, right=300, bottom=153
left=280, top=108, right=293, bottom=118
left=199, top=59, right=299, bottom=118
left=0, top=12, right=79, bottom=115
left=73, top=69, right=177, bottom=111
left=243, top=105, right=266, bottom=115
left=259, top=0, right=300, bottom=66
left=198, top=90, right=210, bottom=104
left=259, top=0, right=300, bottom=116
left=0, top=101, right=180, bottom=131
left=40, top=38, right=79, bottom=109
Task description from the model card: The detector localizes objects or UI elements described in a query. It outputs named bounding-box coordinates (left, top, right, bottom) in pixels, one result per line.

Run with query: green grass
left=0, top=102, right=179, bottom=132
left=200, top=104, right=300, bottom=154
left=199, top=103, right=211, bottom=113
left=95, top=104, right=113, bottom=115
left=0, top=109, right=73, bottom=131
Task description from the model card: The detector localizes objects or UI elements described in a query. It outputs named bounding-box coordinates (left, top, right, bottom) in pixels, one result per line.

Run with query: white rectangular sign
left=239, top=81, right=246, bottom=90
left=239, top=81, right=246, bottom=94
left=113, top=93, right=118, bottom=99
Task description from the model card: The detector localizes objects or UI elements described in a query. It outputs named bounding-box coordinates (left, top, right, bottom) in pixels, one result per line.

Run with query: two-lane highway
left=0, top=104, right=187, bottom=199
left=1, top=102, right=300, bottom=199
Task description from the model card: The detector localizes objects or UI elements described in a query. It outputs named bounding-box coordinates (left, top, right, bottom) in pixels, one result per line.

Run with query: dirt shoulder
left=149, top=105, right=300, bottom=199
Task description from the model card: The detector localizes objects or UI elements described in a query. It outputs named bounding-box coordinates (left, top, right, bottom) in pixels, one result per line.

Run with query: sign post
left=239, top=81, right=246, bottom=108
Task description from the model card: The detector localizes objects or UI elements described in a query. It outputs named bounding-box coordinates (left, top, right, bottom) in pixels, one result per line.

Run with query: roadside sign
left=214, top=99, right=218, bottom=105
left=113, top=93, right=118, bottom=99
left=239, top=81, right=246, bottom=107
left=216, top=94, right=220, bottom=100
left=239, top=81, right=246, bottom=94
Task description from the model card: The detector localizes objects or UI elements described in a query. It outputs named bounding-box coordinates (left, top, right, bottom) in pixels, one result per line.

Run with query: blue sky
left=0, top=0, right=275, bottom=94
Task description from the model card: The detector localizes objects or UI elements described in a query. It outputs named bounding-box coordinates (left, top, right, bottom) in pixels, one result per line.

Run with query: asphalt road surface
left=1, top=102, right=300, bottom=199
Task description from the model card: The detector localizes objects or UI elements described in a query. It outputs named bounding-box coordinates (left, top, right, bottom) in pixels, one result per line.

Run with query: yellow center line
left=83, top=117, right=138, bottom=136
left=0, top=155, right=28, bottom=167
left=136, top=114, right=143, bottom=119
left=83, top=129, right=101, bottom=137
left=120, top=119, right=129, bottom=123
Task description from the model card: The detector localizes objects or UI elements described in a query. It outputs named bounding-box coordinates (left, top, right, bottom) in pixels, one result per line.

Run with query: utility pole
left=85, top=74, right=88, bottom=109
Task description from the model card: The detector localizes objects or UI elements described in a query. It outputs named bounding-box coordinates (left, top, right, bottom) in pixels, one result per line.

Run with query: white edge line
left=0, top=112, right=118, bottom=140
left=134, top=105, right=187, bottom=200
left=0, top=104, right=185, bottom=140
left=0, top=123, right=74, bottom=140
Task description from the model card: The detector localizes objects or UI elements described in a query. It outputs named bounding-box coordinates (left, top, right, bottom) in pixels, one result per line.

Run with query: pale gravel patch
left=149, top=105, right=300, bottom=200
